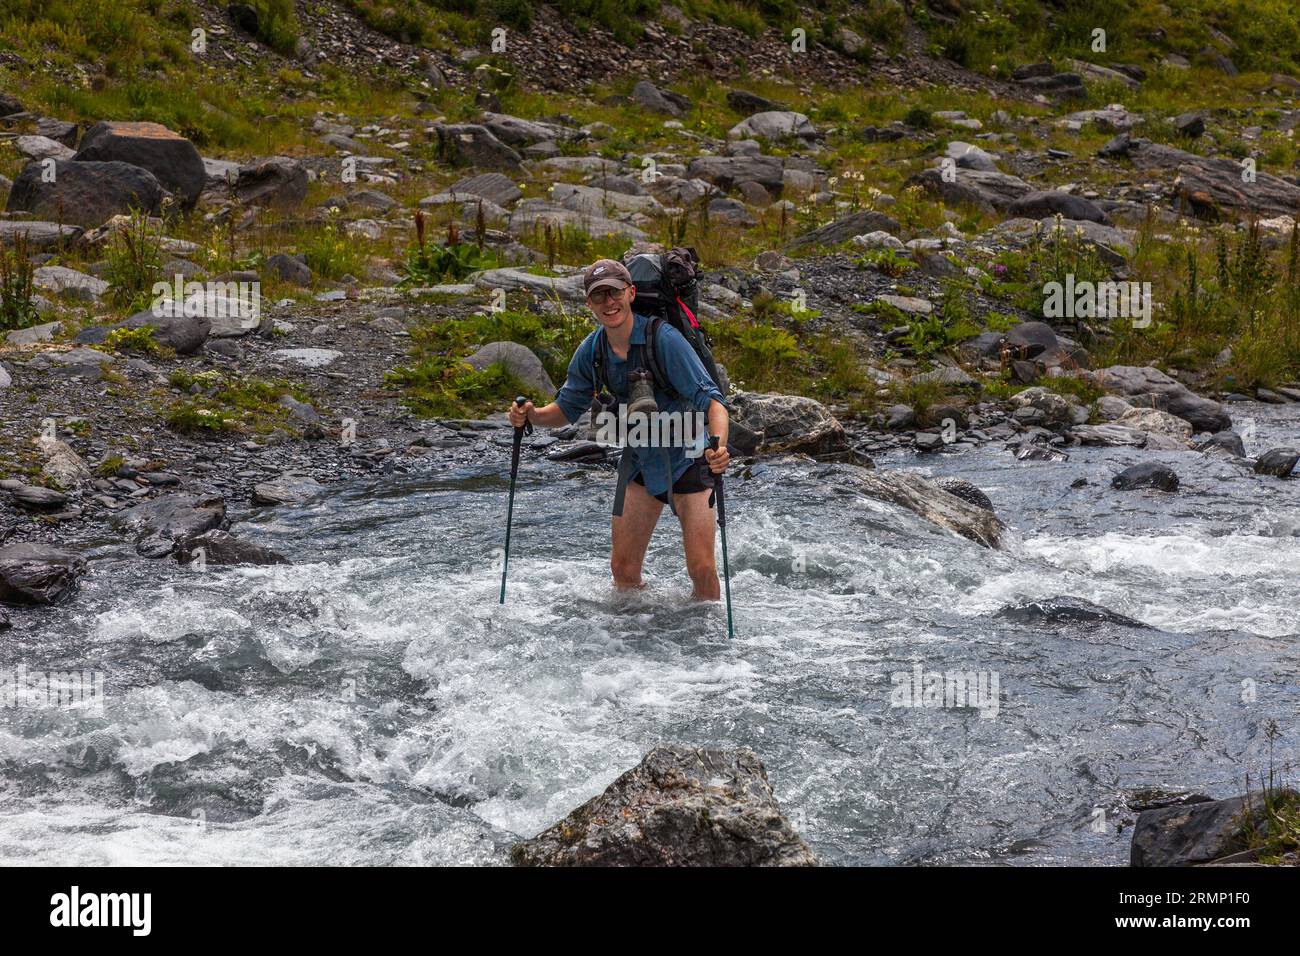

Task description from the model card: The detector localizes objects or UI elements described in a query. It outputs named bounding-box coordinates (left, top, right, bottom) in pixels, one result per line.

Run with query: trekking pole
left=500, top=396, right=532, bottom=604
left=707, top=435, right=734, bottom=639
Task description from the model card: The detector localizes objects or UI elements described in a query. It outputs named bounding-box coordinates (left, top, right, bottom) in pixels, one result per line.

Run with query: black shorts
left=632, top=463, right=711, bottom=504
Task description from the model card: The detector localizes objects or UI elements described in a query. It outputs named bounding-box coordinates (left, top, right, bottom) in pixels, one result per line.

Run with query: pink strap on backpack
left=677, top=296, right=700, bottom=328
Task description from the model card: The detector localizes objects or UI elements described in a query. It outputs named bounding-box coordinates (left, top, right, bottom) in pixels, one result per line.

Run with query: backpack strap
left=640, top=317, right=680, bottom=402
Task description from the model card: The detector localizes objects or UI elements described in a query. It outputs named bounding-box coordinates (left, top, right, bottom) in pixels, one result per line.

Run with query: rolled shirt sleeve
left=654, top=324, right=725, bottom=413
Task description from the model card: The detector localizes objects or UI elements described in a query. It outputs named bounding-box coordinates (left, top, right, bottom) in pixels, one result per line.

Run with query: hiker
left=507, top=257, right=731, bottom=600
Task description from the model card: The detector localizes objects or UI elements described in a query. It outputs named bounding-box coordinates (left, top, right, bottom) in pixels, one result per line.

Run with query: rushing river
left=2, top=402, right=1297, bottom=866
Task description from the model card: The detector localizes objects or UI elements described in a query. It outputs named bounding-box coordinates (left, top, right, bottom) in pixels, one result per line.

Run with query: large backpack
left=624, top=248, right=726, bottom=399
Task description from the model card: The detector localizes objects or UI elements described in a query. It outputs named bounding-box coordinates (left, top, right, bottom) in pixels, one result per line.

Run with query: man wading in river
left=507, top=257, right=731, bottom=599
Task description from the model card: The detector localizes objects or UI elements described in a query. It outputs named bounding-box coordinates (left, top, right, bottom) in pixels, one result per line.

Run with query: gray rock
left=6, top=159, right=167, bottom=227
left=448, top=171, right=523, bottom=207
left=8, top=485, right=69, bottom=510
left=1197, top=431, right=1246, bottom=458
left=1174, top=112, right=1205, bottom=137
left=1007, top=190, right=1108, bottom=223
left=728, top=111, right=818, bottom=142
left=74, top=120, right=206, bottom=208
left=233, top=156, right=307, bottom=206
left=119, top=309, right=211, bottom=355
left=252, top=475, right=323, bottom=506
left=631, top=80, right=688, bottom=117
left=885, top=403, right=915, bottom=429
left=0, top=220, right=83, bottom=250
left=933, top=477, right=994, bottom=512
left=907, top=166, right=1033, bottom=212
left=174, top=529, right=289, bottom=566
left=1131, top=792, right=1290, bottom=866
left=844, top=467, right=1006, bottom=548
left=1011, top=386, right=1084, bottom=427
left=726, top=90, right=786, bottom=113
left=945, top=141, right=998, bottom=171
left=110, top=494, right=227, bottom=556
left=1090, top=364, right=1231, bottom=432
left=0, top=543, right=87, bottom=605
left=266, top=252, right=312, bottom=287
left=35, top=117, right=77, bottom=146
left=33, top=265, right=108, bottom=300
left=0, top=361, right=10, bottom=389
left=707, top=197, right=756, bottom=226
left=1004, top=321, right=1059, bottom=359
left=727, top=392, right=848, bottom=457
left=433, top=124, right=523, bottom=170
left=785, top=209, right=901, bottom=251
left=35, top=435, right=92, bottom=487
left=6, top=320, right=62, bottom=345
left=480, top=112, right=576, bottom=147
left=1112, top=462, right=1179, bottom=492
left=1254, top=447, right=1299, bottom=477
left=511, top=745, right=816, bottom=867
left=15, top=134, right=75, bottom=161
left=686, top=155, right=784, bottom=193
left=465, top=341, right=555, bottom=395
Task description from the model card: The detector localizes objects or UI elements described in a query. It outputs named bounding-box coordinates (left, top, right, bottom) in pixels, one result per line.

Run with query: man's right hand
left=508, top=400, right=534, bottom=429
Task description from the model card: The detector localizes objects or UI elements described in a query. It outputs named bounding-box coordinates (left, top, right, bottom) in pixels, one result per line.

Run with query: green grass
left=165, top=370, right=315, bottom=435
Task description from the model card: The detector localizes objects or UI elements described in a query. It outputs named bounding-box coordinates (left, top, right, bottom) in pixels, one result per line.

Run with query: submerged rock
left=511, top=745, right=816, bottom=867
left=174, top=529, right=289, bottom=566
left=997, top=597, right=1146, bottom=628
left=1112, top=462, right=1179, bottom=492
left=0, top=543, right=87, bottom=605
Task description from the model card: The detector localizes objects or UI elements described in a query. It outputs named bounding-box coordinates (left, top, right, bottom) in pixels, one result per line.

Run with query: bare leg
left=675, top=489, right=719, bottom=601
left=610, top=480, right=664, bottom=590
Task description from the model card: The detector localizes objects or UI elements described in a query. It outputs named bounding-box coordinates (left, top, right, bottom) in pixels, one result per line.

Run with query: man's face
left=587, top=283, right=636, bottom=329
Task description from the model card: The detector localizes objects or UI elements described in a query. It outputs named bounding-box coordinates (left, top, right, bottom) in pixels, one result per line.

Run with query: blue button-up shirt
left=554, top=312, right=725, bottom=497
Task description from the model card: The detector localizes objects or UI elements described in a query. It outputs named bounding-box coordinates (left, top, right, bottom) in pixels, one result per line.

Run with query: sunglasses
left=587, top=286, right=628, bottom=306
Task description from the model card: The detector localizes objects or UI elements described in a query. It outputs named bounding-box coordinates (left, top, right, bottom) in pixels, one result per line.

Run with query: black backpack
left=624, top=248, right=725, bottom=399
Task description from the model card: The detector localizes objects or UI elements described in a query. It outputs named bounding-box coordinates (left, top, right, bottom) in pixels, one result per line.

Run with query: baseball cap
left=583, top=258, right=633, bottom=296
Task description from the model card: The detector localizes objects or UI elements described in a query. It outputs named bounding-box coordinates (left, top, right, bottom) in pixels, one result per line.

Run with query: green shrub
left=0, top=232, right=40, bottom=331
left=104, top=209, right=164, bottom=311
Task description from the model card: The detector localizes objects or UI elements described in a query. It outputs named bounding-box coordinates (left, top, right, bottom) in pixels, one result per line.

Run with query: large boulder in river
left=1112, top=462, right=1179, bottom=492
left=1254, top=447, right=1299, bottom=477
left=841, top=467, right=1005, bottom=548
left=511, top=745, right=817, bottom=867
left=727, top=392, right=848, bottom=457
left=1089, top=365, right=1231, bottom=432
left=109, top=494, right=227, bottom=557
left=73, top=121, right=206, bottom=208
left=1131, top=791, right=1294, bottom=866
left=0, top=543, right=86, bottom=605
left=6, top=160, right=167, bottom=227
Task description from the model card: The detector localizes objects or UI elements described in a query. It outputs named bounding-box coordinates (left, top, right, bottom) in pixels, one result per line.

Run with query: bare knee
left=611, top=555, right=644, bottom=589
